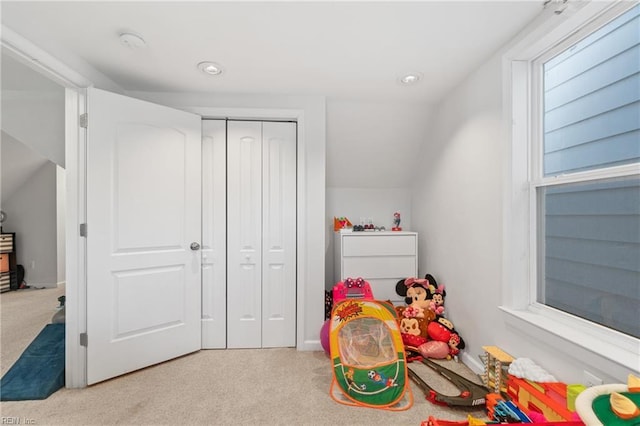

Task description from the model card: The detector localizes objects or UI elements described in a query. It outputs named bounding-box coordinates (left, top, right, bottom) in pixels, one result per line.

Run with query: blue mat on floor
left=1, top=323, right=65, bottom=401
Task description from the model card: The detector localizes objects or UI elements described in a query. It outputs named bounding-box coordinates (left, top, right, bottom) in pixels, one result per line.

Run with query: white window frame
left=501, top=0, right=640, bottom=372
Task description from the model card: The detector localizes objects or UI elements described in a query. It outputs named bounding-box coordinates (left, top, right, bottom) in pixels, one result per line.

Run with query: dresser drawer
left=343, top=256, right=416, bottom=280
left=367, top=278, right=404, bottom=303
left=342, top=234, right=416, bottom=257
left=334, top=231, right=419, bottom=302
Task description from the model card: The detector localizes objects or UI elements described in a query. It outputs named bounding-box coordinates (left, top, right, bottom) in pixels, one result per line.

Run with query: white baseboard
left=299, top=339, right=322, bottom=351
left=460, top=351, right=484, bottom=375
left=26, top=282, right=58, bottom=289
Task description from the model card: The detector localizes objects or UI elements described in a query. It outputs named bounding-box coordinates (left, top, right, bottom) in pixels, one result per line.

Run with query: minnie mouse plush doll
left=395, top=274, right=439, bottom=310
left=428, top=284, right=446, bottom=315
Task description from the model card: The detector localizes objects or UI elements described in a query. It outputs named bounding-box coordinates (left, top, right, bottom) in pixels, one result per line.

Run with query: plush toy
left=427, top=315, right=466, bottom=358
left=395, top=304, right=436, bottom=321
left=428, top=284, right=446, bottom=315
left=395, top=273, right=441, bottom=315
left=417, top=340, right=450, bottom=359
left=448, top=333, right=465, bottom=357
left=398, top=309, right=429, bottom=337
left=395, top=276, right=433, bottom=310
left=395, top=305, right=431, bottom=350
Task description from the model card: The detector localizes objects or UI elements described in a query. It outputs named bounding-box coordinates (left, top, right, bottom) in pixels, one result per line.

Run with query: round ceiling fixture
left=119, top=33, right=146, bottom=49
left=399, top=72, right=423, bottom=85
left=197, top=61, right=223, bottom=76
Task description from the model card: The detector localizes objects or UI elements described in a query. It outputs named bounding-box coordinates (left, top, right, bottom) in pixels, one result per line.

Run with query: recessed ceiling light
left=399, top=72, right=423, bottom=85
left=119, top=33, right=146, bottom=49
left=198, top=61, right=223, bottom=76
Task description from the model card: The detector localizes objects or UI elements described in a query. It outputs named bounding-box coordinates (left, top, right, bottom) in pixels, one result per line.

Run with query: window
left=533, top=4, right=640, bottom=339
left=503, top=1, right=640, bottom=370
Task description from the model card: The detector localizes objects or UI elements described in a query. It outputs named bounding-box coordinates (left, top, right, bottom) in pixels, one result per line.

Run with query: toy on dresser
left=392, top=211, right=402, bottom=231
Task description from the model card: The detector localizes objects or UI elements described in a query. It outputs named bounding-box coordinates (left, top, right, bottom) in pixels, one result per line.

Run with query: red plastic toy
left=332, top=277, right=374, bottom=304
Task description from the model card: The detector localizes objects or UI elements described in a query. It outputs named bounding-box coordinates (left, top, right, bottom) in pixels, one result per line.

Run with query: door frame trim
left=64, top=88, right=87, bottom=388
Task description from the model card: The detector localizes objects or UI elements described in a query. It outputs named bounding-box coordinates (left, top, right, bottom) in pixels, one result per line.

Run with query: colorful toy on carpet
left=422, top=414, right=492, bottom=426
left=480, top=356, right=590, bottom=424
left=321, top=278, right=374, bottom=355
left=328, top=299, right=413, bottom=410
left=506, top=375, right=580, bottom=422
left=407, top=353, right=488, bottom=408
left=320, top=319, right=331, bottom=354
left=332, top=277, right=373, bottom=304
left=394, top=273, right=466, bottom=359
left=395, top=305, right=432, bottom=349
left=422, top=415, right=584, bottom=425
left=480, top=346, right=514, bottom=394
left=427, top=315, right=466, bottom=358
left=485, top=393, right=534, bottom=422
left=575, top=374, right=640, bottom=426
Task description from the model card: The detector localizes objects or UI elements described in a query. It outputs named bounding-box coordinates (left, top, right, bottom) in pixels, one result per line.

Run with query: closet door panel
left=262, top=122, right=297, bottom=347
left=227, top=121, right=263, bottom=348
left=201, top=120, right=226, bottom=349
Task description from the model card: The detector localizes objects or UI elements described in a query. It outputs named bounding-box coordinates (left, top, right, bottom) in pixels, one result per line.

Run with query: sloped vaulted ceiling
left=1, top=1, right=543, bottom=188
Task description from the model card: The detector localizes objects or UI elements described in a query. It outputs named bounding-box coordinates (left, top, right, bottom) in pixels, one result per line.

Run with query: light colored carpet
left=1, top=286, right=489, bottom=425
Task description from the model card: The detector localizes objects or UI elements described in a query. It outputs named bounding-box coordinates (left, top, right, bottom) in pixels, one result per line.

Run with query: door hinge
left=80, top=223, right=87, bottom=237
left=79, top=113, right=88, bottom=128
left=80, top=333, right=88, bottom=347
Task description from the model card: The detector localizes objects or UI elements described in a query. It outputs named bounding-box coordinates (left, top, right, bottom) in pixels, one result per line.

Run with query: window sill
left=499, top=306, right=640, bottom=372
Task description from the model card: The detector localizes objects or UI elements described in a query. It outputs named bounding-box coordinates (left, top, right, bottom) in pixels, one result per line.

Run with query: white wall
left=127, top=90, right=326, bottom=350
left=326, top=99, right=432, bottom=188
left=412, top=49, right=505, bottom=373
left=0, top=52, right=65, bottom=168
left=3, top=162, right=58, bottom=288
left=411, top=47, right=632, bottom=383
left=1, top=92, right=65, bottom=167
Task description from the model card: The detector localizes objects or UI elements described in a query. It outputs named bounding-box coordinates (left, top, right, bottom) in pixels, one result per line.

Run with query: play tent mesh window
left=533, top=4, right=640, bottom=339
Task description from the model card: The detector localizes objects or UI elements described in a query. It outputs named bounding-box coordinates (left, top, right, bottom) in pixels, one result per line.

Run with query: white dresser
left=334, top=231, right=418, bottom=303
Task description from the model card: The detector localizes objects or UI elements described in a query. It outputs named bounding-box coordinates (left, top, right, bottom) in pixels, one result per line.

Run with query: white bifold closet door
left=201, top=120, right=227, bottom=349
left=202, top=119, right=297, bottom=349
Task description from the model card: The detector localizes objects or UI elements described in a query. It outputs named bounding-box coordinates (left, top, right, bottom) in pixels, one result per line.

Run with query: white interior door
left=262, top=122, right=296, bottom=347
left=201, top=120, right=226, bottom=349
left=86, top=88, right=202, bottom=384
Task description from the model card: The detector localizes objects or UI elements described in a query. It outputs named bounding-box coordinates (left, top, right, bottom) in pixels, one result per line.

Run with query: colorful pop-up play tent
left=329, top=299, right=413, bottom=410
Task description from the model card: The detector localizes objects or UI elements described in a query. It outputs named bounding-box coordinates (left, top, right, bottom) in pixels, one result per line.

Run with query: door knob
left=190, top=242, right=201, bottom=251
